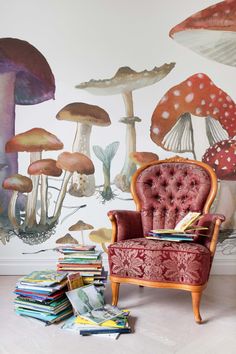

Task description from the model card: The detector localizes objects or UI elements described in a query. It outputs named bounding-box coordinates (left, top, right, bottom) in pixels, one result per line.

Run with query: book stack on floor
left=145, top=212, right=208, bottom=242
left=62, top=284, right=131, bottom=338
left=57, top=244, right=107, bottom=290
left=14, top=270, right=73, bottom=325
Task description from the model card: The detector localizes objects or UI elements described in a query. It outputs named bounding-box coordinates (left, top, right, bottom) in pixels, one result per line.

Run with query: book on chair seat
left=150, top=212, right=208, bottom=234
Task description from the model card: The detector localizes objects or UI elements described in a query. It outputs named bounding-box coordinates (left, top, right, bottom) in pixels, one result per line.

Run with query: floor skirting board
left=0, top=258, right=235, bottom=275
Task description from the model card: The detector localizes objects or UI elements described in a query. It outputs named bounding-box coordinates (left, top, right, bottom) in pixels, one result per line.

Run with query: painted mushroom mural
left=56, top=102, right=110, bottom=197
left=0, top=37, right=55, bottom=242
left=169, top=0, right=236, bottom=67
left=150, top=73, right=236, bottom=158
left=76, top=63, right=175, bottom=192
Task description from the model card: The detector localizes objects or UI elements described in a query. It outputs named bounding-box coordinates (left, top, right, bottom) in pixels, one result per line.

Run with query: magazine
left=80, top=304, right=124, bottom=325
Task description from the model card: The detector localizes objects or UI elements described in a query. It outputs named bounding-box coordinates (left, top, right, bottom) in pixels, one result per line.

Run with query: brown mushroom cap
left=76, top=64, right=175, bottom=95
left=130, top=152, right=159, bottom=165
left=56, top=102, right=111, bottom=126
left=169, top=1, right=236, bottom=67
left=202, top=139, right=236, bottom=180
left=5, top=128, right=63, bottom=153
left=2, top=174, right=33, bottom=193
left=0, top=38, right=55, bottom=104
left=56, top=152, right=95, bottom=174
left=151, top=73, right=236, bottom=150
left=28, top=159, right=62, bottom=177
left=56, top=233, right=78, bottom=244
left=68, top=220, right=94, bottom=232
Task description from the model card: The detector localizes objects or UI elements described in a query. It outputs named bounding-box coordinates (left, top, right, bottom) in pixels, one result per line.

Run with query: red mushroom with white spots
left=169, top=0, right=236, bottom=67
left=151, top=73, right=236, bottom=158
left=202, top=139, right=236, bottom=229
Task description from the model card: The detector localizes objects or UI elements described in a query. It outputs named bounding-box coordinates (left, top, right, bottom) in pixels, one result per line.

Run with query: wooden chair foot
left=191, top=291, right=202, bottom=324
left=111, top=281, right=120, bottom=306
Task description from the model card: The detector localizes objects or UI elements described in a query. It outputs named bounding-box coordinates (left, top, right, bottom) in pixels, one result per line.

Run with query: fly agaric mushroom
left=151, top=73, right=235, bottom=158
left=53, top=152, right=95, bottom=222
left=0, top=37, right=55, bottom=215
left=69, top=220, right=94, bottom=245
left=129, top=151, right=159, bottom=166
left=76, top=63, right=175, bottom=192
left=56, top=233, right=78, bottom=245
left=202, top=139, right=236, bottom=229
left=2, top=174, right=32, bottom=231
left=169, top=0, right=236, bottom=67
left=89, top=228, right=112, bottom=253
left=28, top=159, right=62, bottom=225
left=6, top=128, right=63, bottom=228
left=56, top=102, right=110, bottom=197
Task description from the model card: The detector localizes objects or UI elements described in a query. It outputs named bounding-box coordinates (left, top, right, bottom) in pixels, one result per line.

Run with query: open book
left=150, top=212, right=207, bottom=234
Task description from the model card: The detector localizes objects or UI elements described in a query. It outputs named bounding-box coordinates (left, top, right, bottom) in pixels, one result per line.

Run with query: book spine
left=80, top=328, right=131, bottom=335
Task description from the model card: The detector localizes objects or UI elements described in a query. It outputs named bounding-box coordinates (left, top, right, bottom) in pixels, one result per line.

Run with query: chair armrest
left=107, top=210, right=143, bottom=243
left=195, top=213, right=225, bottom=256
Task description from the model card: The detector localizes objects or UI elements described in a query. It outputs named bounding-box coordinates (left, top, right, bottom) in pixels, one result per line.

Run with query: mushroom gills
left=173, top=30, right=236, bottom=67
left=162, top=112, right=195, bottom=154
left=205, top=116, right=229, bottom=146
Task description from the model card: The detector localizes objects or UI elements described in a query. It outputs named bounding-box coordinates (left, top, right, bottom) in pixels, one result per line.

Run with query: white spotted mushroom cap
left=169, top=0, right=236, bottom=67
left=202, top=139, right=236, bottom=180
left=150, top=73, right=236, bottom=150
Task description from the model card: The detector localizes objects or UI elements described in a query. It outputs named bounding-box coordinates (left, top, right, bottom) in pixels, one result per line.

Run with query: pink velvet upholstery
left=108, top=160, right=225, bottom=286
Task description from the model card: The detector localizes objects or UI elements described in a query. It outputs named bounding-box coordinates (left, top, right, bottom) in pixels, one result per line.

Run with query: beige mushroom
left=76, top=64, right=175, bottom=192
left=89, top=228, right=112, bottom=253
left=56, top=233, right=78, bottom=245
left=129, top=152, right=159, bottom=166
left=69, top=219, right=94, bottom=245
left=56, top=102, right=110, bottom=197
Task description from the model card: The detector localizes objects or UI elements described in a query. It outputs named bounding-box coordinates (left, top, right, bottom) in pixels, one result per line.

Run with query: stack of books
left=62, top=284, right=131, bottom=338
left=145, top=212, right=208, bottom=242
left=14, top=270, right=73, bottom=325
left=57, top=245, right=107, bottom=289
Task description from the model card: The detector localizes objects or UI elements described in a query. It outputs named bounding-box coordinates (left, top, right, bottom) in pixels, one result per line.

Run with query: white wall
left=0, top=0, right=235, bottom=274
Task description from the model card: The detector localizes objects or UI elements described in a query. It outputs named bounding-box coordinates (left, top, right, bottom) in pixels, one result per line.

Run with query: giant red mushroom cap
left=0, top=38, right=55, bottom=104
left=5, top=128, right=63, bottom=153
left=202, top=139, right=236, bottom=180
left=169, top=1, right=236, bottom=67
left=151, top=73, right=236, bottom=151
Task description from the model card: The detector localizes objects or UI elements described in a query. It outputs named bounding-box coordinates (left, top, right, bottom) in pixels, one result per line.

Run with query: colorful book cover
left=19, top=270, right=67, bottom=286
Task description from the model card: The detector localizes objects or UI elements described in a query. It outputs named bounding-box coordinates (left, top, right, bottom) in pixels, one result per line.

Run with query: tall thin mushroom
left=169, top=0, right=236, bottom=67
left=151, top=73, right=235, bottom=158
left=69, top=220, right=94, bottom=245
left=2, top=174, right=32, bottom=231
left=56, top=102, right=110, bottom=197
left=76, top=63, right=175, bottom=192
left=0, top=37, right=55, bottom=215
left=6, top=128, right=63, bottom=228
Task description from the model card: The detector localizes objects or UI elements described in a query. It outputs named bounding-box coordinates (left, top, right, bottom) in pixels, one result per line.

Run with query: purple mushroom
left=0, top=37, right=55, bottom=215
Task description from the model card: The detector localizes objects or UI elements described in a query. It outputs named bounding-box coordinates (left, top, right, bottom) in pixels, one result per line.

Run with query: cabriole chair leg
left=111, top=281, right=120, bottom=306
left=191, top=291, right=202, bottom=324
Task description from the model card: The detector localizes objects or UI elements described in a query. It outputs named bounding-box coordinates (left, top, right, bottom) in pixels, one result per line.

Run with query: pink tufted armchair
left=108, top=157, right=225, bottom=323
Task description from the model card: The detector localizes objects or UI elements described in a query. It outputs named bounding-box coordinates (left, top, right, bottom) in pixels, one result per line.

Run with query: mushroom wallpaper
left=0, top=0, right=236, bottom=275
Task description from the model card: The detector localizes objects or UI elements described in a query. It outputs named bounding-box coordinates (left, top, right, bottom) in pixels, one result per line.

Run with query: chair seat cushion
left=108, top=238, right=211, bottom=285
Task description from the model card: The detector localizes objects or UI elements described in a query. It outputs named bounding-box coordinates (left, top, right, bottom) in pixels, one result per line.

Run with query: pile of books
left=146, top=212, right=208, bottom=242
left=14, top=270, right=73, bottom=325
left=57, top=245, right=107, bottom=289
left=62, top=284, right=131, bottom=338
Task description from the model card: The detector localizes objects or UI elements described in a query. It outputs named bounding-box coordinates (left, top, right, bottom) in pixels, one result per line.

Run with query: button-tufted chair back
left=132, top=161, right=212, bottom=235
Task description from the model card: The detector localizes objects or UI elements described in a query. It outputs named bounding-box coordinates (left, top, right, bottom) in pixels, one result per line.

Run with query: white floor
left=0, top=275, right=236, bottom=354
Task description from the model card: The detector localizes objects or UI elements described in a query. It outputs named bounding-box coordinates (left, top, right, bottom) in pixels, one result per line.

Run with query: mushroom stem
left=40, top=174, right=48, bottom=225
left=0, top=72, right=17, bottom=215
left=8, top=190, right=19, bottom=231
left=101, top=165, right=113, bottom=201
left=80, top=230, right=84, bottom=245
left=101, top=243, right=108, bottom=253
left=24, top=152, right=41, bottom=228
left=70, top=123, right=95, bottom=197
left=213, top=180, right=236, bottom=229
left=114, top=91, right=138, bottom=192
left=52, top=170, right=72, bottom=223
